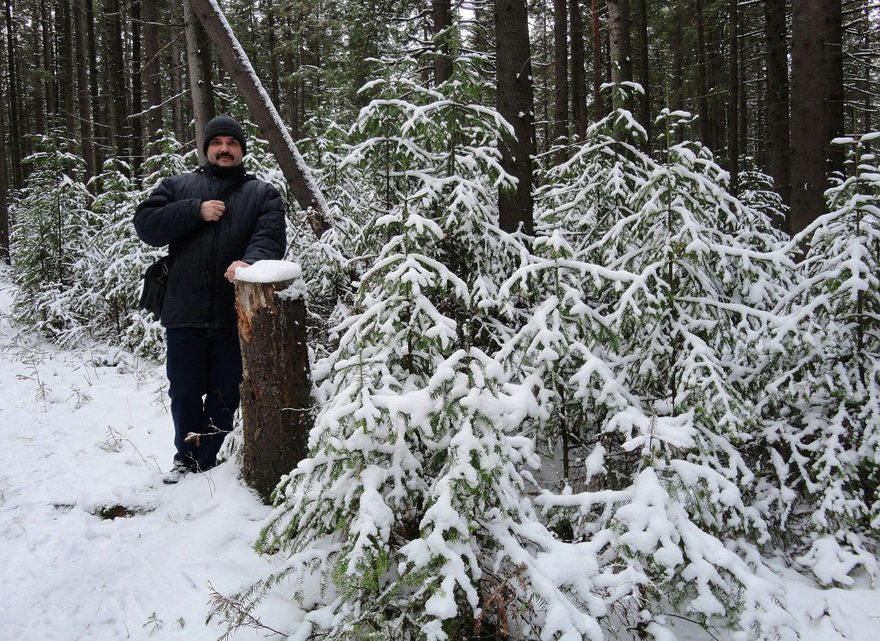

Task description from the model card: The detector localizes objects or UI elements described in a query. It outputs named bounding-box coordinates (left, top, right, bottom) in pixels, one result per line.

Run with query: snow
left=0, top=276, right=304, bottom=641
left=235, top=259, right=302, bottom=284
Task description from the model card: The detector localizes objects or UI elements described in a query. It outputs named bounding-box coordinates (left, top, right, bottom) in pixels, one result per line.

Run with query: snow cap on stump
left=203, top=115, right=247, bottom=157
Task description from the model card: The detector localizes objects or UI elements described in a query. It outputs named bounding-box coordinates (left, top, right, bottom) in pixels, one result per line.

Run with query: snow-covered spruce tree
left=9, top=133, right=92, bottom=340
left=218, top=58, right=614, bottom=641
left=535, top=97, right=651, bottom=257
left=762, top=132, right=880, bottom=585
left=500, top=111, right=796, bottom=639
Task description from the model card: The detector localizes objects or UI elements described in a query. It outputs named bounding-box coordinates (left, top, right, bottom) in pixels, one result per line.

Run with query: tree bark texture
left=591, top=0, right=603, bottom=119
left=5, top=0, right=22, bottom=187
left=636, top=0, right=650, bottom=142
left=791, top=0, right=831, bottom=236
left=184, top=0, right=216, bottom=164
left=824, top=0, right=844, bottom=175
left=494, top=0, right=535, bottom=236
left=569, top=0, right=587, bottom=139
left=74, top=0, right=94, bottom=176
left=727, top=0, right=739, bottom=194
left=142, top=0, right=164, bottom=136
left=553, top=0, right=568, bottom=146
left=103, top=0, right=129, bottom=160
left=433, top=0, right=453, bottom=85
left=695, top=0, right=710, bottom=146
left=607, top=0, right=632, bottom=111
left=236, top=279, right=313, bottom=504
left=130, top=0, right=144, bottom=174
left=187, top=0, right=332, bottom=238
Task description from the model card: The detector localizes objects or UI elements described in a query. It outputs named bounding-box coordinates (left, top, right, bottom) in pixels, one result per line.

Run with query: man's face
left=206, top=135, right=243, bottom=167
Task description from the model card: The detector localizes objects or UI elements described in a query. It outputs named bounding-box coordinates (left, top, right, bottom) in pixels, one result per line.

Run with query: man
left=134, top=115, right=286, bottom=480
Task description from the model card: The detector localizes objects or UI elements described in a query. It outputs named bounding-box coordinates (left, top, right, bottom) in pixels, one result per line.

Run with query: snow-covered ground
left=1, top=273, right=879, bottom=641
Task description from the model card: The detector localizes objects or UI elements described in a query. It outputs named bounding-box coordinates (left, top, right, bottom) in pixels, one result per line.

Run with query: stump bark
left=235, top=278, right=312, bottom=503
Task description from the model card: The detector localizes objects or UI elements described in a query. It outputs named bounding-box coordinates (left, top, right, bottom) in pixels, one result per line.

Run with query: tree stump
left=235, top=262, right=312, bottom=503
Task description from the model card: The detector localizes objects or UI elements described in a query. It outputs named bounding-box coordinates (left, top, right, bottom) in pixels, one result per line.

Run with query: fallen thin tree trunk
left=187, top=0, right=332, bottom=238
left=235, top=262, right=313, bottom=503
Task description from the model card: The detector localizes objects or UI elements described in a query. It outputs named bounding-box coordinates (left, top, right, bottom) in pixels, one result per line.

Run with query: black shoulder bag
left=139, top=255, right=170, bottom=317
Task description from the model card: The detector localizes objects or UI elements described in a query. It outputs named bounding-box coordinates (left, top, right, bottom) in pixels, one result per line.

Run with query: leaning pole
left=186, top=0, right=332, bottom=238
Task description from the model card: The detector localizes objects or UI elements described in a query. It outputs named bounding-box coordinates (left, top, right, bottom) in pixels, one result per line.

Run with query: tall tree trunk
left=264, top=0, right=281, bottom=107
left=636, top=0, right=650, bottom=141
left=695, top=0, right=710, bottom=145
left=183, top=0, right=215, bottom=163
left=433, top=0, right=453, bottom=85
left=553, top=0, right=568, bottom=146
left=0, top=74, right=8, bottom=263
left=569, top=0, right=587, bottom=138
left=40, top=0, right=56, bottom=127
left=606, top=0, right=632, bottom=110
left=670, top=13, right=684, bottom=112
left=187, top=0, right=331, bottom=237
left=74, top=0, right=94, bottom=176
left=143, top=0, right=165, bottom=137
left=764, top=0, right=790, bottom=205
left=169, top=2, right=186, bottom=142
left=86, top=0, right=104, bottom=170
left=591, top=0, right=603, bottom=119
left=130, top=0, right=144, bottom=174
left=58, top=0, right=75, bottom=133
left=727, top=0, right=739, bottom=193
left=104, top=0, right=128, bottom=159
left=4, top=0, right=22, bottom=187
left=825, top=0, right=844, bottom=175
left=30, top=14, right=45, bottom=135
left=791, top=0, right=830, bottom=236
left=494, top=0, right=535, bottom=235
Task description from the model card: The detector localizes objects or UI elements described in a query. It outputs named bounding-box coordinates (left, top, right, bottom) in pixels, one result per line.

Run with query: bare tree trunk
left=433, top=0, right=453, bottom=85
left=636, top=0, right=650, bottom=141
left=591, top=0, right=603, bottom=119
left=74, top=0, right=94, bottom=176
left=184, top=0, right=215, bottom=163
left=825, top=0, right=844, bottom=175
left=494, top=0, right=535, bottom=236
left=791, top=0, right=830, bottom=236
left=86, top=0, right=104, bottom=170
left=569, top=0, right=587, bottom=139
left=104, top=0, right=128, bottom=159
left=40, top=0, right=56, bottom=127
left=143, top=0, right=165, bottom=136
left=236, top=277, right=313, bottom=504
left=58, top=0, right=75, bottom=133
left=607, top=0, right=632, bottom=110
left=670, top=13, right=684, bottom=112
left=130, top=0, right=144, bottom=174
left=0, top=78, right=8, bottom=262
left=169, top=2, right=186, bottom=142
left=727, top=0, right=739, bottom=193
left=30, top=13, right=45, bottom=135
left=695, top=0, right=710, bottom=145
left=187, top=0, right=331, bottom=237
left=553, top=0, right=568, bottom=147
left=4, top=0, right=22, bottom=187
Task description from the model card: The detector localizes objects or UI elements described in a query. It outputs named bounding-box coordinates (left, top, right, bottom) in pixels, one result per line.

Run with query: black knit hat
left=202, top=115, right=247, bottom=157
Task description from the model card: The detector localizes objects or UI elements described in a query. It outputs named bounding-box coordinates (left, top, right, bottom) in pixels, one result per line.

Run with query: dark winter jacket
left=133, top=164, right=286, bottom=328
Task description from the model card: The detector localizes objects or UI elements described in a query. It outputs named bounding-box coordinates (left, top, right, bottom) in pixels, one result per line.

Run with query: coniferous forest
left=1, top=1, right=879, bottom=640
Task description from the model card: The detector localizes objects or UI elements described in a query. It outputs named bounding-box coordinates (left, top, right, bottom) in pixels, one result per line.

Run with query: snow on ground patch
left=0, top=276, right=300, bottom=641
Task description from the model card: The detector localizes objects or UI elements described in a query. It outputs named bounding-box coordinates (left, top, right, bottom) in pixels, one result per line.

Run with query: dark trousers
left=166, top=326, right=243, bottom=470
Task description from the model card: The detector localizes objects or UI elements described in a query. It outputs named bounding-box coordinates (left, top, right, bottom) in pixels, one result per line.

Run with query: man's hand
left=224, top=260, right=250, bottom=283
left=200, top=200, right=225, bottom=222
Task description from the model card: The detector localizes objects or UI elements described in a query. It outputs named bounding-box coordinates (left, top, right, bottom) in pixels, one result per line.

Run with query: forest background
left=0, top=1, right=879, bottom=641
